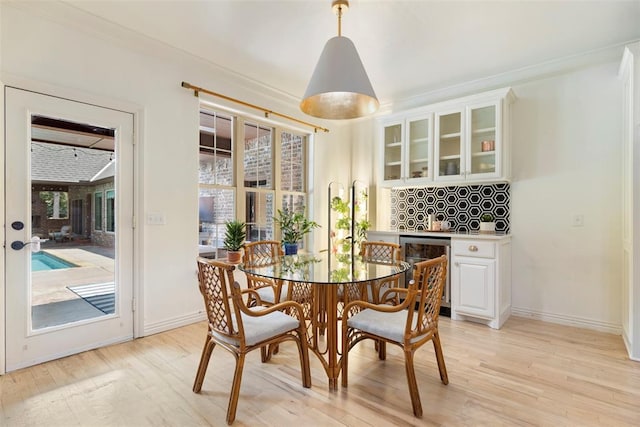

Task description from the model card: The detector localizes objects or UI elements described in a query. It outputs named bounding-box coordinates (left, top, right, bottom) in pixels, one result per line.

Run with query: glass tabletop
left=238, top=252, right=410, bottom=285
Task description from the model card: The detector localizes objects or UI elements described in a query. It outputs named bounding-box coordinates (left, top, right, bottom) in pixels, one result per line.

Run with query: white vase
left=479, top=222, right=495, bottom=233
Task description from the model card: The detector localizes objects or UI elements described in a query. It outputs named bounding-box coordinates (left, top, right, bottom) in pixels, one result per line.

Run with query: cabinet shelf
left=472, top=151, right=495, bottom=157
left=410, top=137, right=429, bottom=144
left=385, top=161, right=402, bottom=166
left=440, top=132, right=461, bottom=139
left=440, top=154, right=461, bottom=161
left=386, top=142, right=402, bottom=148
left=409, top=158, right=429, bottom=163
left=472, top=127, right=496, bottom=135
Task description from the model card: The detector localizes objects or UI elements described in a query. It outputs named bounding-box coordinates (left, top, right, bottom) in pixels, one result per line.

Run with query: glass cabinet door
left=435, top=109, right=463, bottom=180
left=406, top=115, right=431, bottom=181
left=382, top=121, right=403, bottom=183
left=467, top=102, right=500, bottom=178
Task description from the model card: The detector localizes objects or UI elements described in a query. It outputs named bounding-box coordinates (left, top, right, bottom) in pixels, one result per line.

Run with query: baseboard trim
left=511, top=307, right=621, bottom=335
left=143, top=311, right=206, bottom=337
left=6, top=334, right=132, bottom=372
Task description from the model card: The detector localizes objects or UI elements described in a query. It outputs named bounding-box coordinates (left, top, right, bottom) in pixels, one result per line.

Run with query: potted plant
left=273, top=207, right=320, bottom=255
left=223, top=220, right=246, bottom=263
left=479, top=213, right=496, bottom=234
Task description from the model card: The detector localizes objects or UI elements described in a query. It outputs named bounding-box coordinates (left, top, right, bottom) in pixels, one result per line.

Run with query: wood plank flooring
left=1, top=316, right=639, bottom=426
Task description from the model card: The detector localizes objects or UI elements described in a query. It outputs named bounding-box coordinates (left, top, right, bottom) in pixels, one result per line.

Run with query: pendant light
left=300, top=0, right=379, bottom=120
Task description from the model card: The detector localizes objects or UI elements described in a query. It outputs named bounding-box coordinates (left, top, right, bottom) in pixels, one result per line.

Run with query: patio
left=31, top=241, right=115, bottom=328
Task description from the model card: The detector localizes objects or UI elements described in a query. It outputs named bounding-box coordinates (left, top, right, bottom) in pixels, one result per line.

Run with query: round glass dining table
left=239, top=252, right=410, bottom=390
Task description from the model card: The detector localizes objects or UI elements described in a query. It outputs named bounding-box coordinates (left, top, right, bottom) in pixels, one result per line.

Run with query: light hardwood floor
left=1, top=316, right=639, bottom=426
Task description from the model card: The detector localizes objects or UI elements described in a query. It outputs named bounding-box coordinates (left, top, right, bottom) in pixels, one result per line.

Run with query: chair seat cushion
left=347, top=308, right=418, bottom=343
left=213, top=307, right=299, bottom=347
left=256, top=283, right=289, bottom=304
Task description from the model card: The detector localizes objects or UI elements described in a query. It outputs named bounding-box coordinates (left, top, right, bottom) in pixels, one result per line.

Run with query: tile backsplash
left=390, top=183, right=510, bottom=233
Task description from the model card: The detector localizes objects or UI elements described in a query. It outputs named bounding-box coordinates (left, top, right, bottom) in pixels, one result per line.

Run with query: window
left=199, top=111, right=235, bottom=257
left=94, top=192, right=103, bottom=231
left=106, top=190, right=115, bottom=232
left=280, top=130, right=309, bottom=249
left=244, top=121, right=274, bottom=242
left=39, top=191, right=68, bottom=219
left=198, top=107, right=312, bottom=256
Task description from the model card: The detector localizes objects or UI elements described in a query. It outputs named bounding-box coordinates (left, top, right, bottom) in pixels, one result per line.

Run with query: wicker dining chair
left=193, top=257, right=311, bottom=425
left=341, top=255, right=449, bottom=418
left=359, top=241, right=403, bottom=304
left=242, top=240, right=286, bottom=306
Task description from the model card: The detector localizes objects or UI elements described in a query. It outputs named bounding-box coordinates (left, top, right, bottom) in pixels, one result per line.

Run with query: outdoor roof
left=31, top=142, right=113, bottom=184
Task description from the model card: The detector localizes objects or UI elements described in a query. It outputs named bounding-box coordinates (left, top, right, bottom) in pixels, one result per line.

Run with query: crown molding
left=379, top=39, right=639, bottom=115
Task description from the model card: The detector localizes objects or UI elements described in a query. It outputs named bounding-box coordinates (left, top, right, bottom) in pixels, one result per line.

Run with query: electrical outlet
left=572, top=214, right=584, bottom=227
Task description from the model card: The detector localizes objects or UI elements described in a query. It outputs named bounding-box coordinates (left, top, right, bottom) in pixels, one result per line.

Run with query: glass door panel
left=436, top=111, right=463, bottom=179
left=406, top=116, right=430, bottom=180
left=469, top=105, right=497, bottom=175
left=383, top=123, right=403, bottom=181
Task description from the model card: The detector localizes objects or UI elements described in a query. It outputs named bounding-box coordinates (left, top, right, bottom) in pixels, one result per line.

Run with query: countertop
left=368, top=230, right=511, bottom=241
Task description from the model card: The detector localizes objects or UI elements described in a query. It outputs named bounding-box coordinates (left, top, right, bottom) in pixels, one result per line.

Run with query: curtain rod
left=181, top=81, right=330, bottom=133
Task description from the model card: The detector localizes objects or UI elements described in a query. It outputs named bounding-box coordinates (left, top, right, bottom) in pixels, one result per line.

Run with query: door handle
left=11, top=236, right=41, bottom=252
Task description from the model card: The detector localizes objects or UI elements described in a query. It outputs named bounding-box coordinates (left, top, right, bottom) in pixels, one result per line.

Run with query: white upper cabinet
left=379, top=87, right=514, bottom=187
left=434, top=108, right=464, bottom=182
left=381, top=113, right=433, bottom=185
left=381, top=119, right=405, bottom=186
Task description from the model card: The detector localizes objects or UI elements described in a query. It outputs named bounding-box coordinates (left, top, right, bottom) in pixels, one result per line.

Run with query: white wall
left=510, top=62, right=623, bottom=331
left=0, top=3, right=349, bottom=337
left=354, top=60, right=624, bottom=332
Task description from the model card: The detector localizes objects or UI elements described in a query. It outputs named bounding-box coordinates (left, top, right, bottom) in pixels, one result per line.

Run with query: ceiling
left=63, top=0, right=639, bottom=107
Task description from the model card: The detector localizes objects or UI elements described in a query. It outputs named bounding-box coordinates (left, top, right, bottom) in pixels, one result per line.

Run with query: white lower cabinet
left=451, top=237, right=511, bottom=329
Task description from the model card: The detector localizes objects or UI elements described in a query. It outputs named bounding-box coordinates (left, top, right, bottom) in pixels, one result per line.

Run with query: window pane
left=281, top=131, right=305, bottom=192
left=39, top=191, right=69, bottom=219
left=199, top=111, right=233, bottom=185
left=281, top=194, right=308, bottom=250
left=94, top=192, right=103, bottom=231
left=245, top=190, right=274, bottom=242
left=199, top=188, right=235, bottom=256
left=106, top=190, right=115, bottom=232
left=244, top=122, right=272, bottom=189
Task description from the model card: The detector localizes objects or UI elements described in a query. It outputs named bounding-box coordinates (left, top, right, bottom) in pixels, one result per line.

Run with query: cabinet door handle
left=455, top=262, right=459, bottom=267
left=468, top=245, right=478, bottom=252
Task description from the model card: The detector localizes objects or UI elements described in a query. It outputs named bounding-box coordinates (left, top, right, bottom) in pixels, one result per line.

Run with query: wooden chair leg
left=341, top=329, right=349, bottom=387
left=226, top=353, right=246, bottom=425
left=193, top=336, right=215, bottom=393
left=260, top=346, right=271, bottom=363
left=296, top=328, right=312, bottom=388
left=378, top=340, right=386, bottom=360
left=404, top=349, right=423, bottom=418
left=432, top=331, right=449, bottom=385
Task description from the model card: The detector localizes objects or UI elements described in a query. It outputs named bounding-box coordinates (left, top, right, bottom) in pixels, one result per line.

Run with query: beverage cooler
left=399, top=235, right=451, bottom=316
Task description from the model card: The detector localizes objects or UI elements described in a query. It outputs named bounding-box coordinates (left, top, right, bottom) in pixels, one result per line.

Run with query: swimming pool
left=32, top=252, right=77, bottom=272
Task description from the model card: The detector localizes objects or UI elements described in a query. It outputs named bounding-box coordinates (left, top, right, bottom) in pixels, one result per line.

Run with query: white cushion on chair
left=256, top=287, right=276, bottom=304
left=213, top=307, right=299, bottom=347
left=255, top=283, right=289, bottom=304
left=347, top=308, right=418, bottom=343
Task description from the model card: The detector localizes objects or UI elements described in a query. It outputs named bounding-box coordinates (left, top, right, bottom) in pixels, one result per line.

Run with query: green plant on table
left=223, top=220, right=246, bottom=251
left=274, top=207, right=320, bottom=244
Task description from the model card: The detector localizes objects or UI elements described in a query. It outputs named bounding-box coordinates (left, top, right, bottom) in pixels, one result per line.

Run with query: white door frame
left=1, top=77, right=144, bottom=375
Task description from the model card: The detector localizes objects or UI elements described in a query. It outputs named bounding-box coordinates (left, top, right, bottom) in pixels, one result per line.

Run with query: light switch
left=146, top=213, right=166, bottom=225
